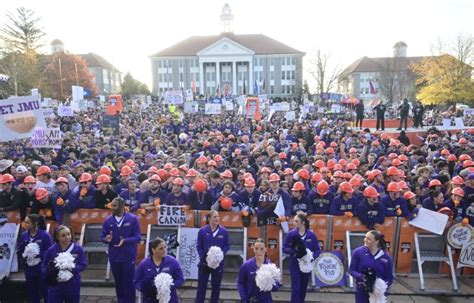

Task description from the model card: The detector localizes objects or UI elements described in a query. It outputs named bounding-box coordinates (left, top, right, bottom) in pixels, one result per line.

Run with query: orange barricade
left=331, top=216, right=397, bottom=258
left=265, top=224, right=281, bottom=264
left=246, top=216, right=261, bottom=260
left=287, top=215, right=329, bottom=251
left=199, top=210, right=244, bottom=228
left=396, top=218, right=425, bottom=273
left=69, top=209, right=112, bottom=236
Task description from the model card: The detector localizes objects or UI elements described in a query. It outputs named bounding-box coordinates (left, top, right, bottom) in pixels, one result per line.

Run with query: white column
left=199, top=62, right=204, bottom=94
left=232, top=61, right=237, bottom=95
left=248, top=60, right=253, bottom=95
left=215, top=62, right=220, bottom=92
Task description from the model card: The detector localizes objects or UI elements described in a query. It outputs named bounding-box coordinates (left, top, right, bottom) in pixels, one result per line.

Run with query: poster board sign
left=157, top=206, right=186, bottom=226
left=272, top=102, right=290, bottom=111
left=185, top=89, right=193, bottom=102
left=0, top=96, right=47, bottom=142
left=454, top=117, right=465, bottom=129
left=210, top=97, right=222, bottom=104
left=178, top=227, right=200, bottom=279
left=103, top=115, right=120, bottom=136
left=30, top=127, right=62, bottom=148
left=71, top=85, right=83, bottom=102
left=225, top=100, right=234, bottom=111
left=184, top=102, right=198, bottom=114
left=164, top=91, right=184, bottom=105
left=257, top=193, right=281, bottom=226
left=0, top=223, right=19, bottom=279
left=313, top=251, right=347, bottom=287
left=442, top=118, right=452, bottom=130
left=70, top=100, right=79, bottom=112
left=42, top=108, right=55, bottom=119
left=58, top=104, right=74, bottom=117
left=458, top=241, right=474, bottom=269
left=285, top=111, right=296, bottom=121
left=447, top=223, right=472, bottom=249
left=245, top=97, right=260, bottom=120
left=409, top=208, right=449, bottom=235
left=205, top=103, right=221, bottom=115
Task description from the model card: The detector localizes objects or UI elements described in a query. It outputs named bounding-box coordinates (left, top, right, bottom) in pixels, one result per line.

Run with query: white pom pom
left=206, top=246, right=224, bottom=269
left=54, top=252, right=76, bottom=270
left=154, top=272, right=174, bottom=303
left=57, top=269, right=73, bottom=282
left=297, top=248, right=314, bottom=273
left=256, top=263, right=282, bottom=292
left=23, top=243, right=41, bottom=266
left=369, top=278, right=388, bottom=303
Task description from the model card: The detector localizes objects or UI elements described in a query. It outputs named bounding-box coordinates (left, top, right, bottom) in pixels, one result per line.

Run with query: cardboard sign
left=447, top=223, right=472, bottom=249
left=164, top=91, right=184, bottom=105
left=185, top=89, right=193, bottom=102
left=0, top=96, right=47, bottom=142
left=71, top=85, right=83, bottom=102
left=285, top=111, right=295, bottom=121
left=272, top=102, right=290, bottom=111
left=225, top=100, right=234, bottom=111
left=184, top=102, right=198, bottom=113
left=42, top=108, right=55, bottom=119
left=58, top=104, right=74, bottom=117
left=30, top=127, right=62, bottom=148
left=205, top=103, right=221, bottom=115
left=313, top=251, right=347, bottom=287
left=442, top=118, right=452, bottom=130
left=103, top=115, right=120, bottom=136
left=178, top=227, right=200, bottom=279
left=157, top=206, right=186, bottom=226
left=458, top=241, right=474, bottom=269
left=409, top=208, right=449, bottom=235
left=257, top=193, right=280, bottom=226
left=0, top=223, right=19, bottom=279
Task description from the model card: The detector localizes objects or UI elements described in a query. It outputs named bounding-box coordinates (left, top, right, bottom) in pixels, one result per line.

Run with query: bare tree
left=377, top=57, right=417, bottom=102
left=305, top=49, right=341, bottom=94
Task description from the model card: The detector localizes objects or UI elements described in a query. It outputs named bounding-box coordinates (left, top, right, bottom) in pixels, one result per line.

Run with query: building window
left=270, top=58, right=274, bottom=66
left=291, top=57, right=296, bottom=65
left=270, top=85, right=274, bottom=94
left=282, top=72, right=285, bottom=80
left=179, top=73, right=184, bottom=82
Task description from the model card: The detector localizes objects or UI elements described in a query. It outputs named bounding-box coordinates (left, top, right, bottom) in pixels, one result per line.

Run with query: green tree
left=120, top=72, right=150, bottom=99
left=0, top=7, right=44, bottom=96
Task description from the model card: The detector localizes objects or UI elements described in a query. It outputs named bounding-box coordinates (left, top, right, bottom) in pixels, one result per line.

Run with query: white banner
left=464, top=108, right=474, bottom=116
left=458, top=241, right=474, bottom=269
left=157, top=206, right=186, bottom=226
left=272, top=102, right=290, bottom=111
left=70, top=100, right=79, bottom=112
left=72, top=85, right=83, bottom=102
left=42, top=108, right=56, bottom=119
left=409, top=208, right=449, bottom=235
left=205, top=103, right=222, bottom=115
left=0, top=96, right=47, bottom=142
left=30, top=127, right=63, bottom=148
left=442, top=118, right=452, bottom=130
left=41, top=98, right=51, bottom=108
left=0, top=223, right=19, bottom=279
left=58, top=104, right=74, bottom=117
left=286, top=111, right=296, bottom=121
left=225, top=100, right=234, bottom=111
left=184, top=102, right=198, bottom=114
left=185, top=89, right=193, bottom=102
left=164, top=91, right=184, bottom=105
left=178, top=227, right=199, bottom=279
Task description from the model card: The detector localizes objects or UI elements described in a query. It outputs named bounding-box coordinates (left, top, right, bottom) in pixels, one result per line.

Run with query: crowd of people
left=0, top=97, right=473, bottom=302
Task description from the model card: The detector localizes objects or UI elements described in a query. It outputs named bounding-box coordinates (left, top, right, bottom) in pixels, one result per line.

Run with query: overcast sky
left=1, top=0, right=472, bottom=92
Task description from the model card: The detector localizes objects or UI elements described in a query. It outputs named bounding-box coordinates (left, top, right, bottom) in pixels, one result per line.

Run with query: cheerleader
left=282, top=211, right=320, bottom=303
left=134, top=237, right=185, bottom=303
left=101, top=197, right=141, bottom=303
left=41, top=225, right=87, bottom=303
left=237, top=238, right=281, bottom=303
left=18, top=214, right=53, bottom=303
left=349, top=230, right=393, bottom=303
left=195, top=210, right=230, bottom=303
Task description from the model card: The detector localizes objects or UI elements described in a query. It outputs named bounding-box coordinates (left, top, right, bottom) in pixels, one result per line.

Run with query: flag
left=243, top=78, right=246, bottom=95
left=369, top=80, right=377, bottom=95
left=216, top=83, right=220, bottom=97
left=274, top=196, right=288, bottom=232
left=192, top=74, right=196, bottom=94
left=224, top=83, right=229, bottom=96
left=262, top=79, right=266, bottom=92
left=254, top=79, right=259, bottom=95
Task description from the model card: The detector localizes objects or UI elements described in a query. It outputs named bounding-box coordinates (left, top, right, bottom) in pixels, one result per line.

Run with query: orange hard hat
left=214, top=155, right=224, bottom=162
left=220, top=197, right=233, bottom=210
left=459, top=154, right=472, bottom=162
left=242, top=172, right=253, bottom=180
left=221, top=170, right=233, bottom=179
left=330, top=142, right=338, bottom=148
left=349, top=147, right=357, bottom=154
left=149, top=174, right=162, bottom=182
left=157, top=169, right=170, bottom=181
left=463, top=160, right=474, bottom=168
left=389, top=140, right=400, bottom=147
left=428, top=179, right=442, bottom=188
left=447, top=154, right=457, bottom=162
left=244, top=177, right=256, bottom=187
left=347, top=163, right=357, bottom=170
left=311, top=173, right=323, bottom=182
left=147, top=166, right=159, bottom=174
left=397, top=181, right=409, bottom=190
left=125, top=159, right=135, bottom=167
left=398, top=170, right=406, bottom=179
left=387, top=182, right=400, bottom=192
left=440, top=149, right=450, bottom=156
left=387, top=166, right=399, bottom=176
left=283, top=168, right=294, bottom=175
left=403, top=191, right=416, bottom=200
left=392, top=159, right=402, bottom=167
left=398, top=155, right=408, bottom=162
left=0, top=174, right=15, bottom=183
left=325, top=148, right=335, bottom=154
left=451, top=176, right=464, bottom=185
left=36, top=166, right=51, bottom=176
left=338, top=159, right=347, bottom=167
left=24, top=176, right=37, bottom=184
left=334, top=164, right=343, bottom=171
left=363, top=186, right=380, bottom=198
left=55, top=177, right=69, bottom=184
left=35, top=188, right=49, bottom=200
left=372, top=169, right=382, bottom=178
left=260, top=167, right=271, bottom=174
left=186, top=169, right=198, bottom=177
left=269, top=173, right=281, bottom=182
left=351, top=159, right=360, bottom=167
left=339, top=181, right=354, bottom=194
left=164, top=162, right=175, bottom=170
left=178, top=164, right=189, bottom=172
left=96, top=174, right=111, bottom=185
left=438, top=207, right=454, bottom=217
left=207, top=160, right=217, bottom=167
left=349, top=177, right=361, bottom=187
left=297, top=169, right=310, bottom=180
left=317, top=180, right=329, bottom=196
left=313, top=160, right=325, bottom=169
left=381, top=133, right=389, bottom=140
left=99, top=166, right=112, bottom=176
left=292, top=181, right=305, bottom=191
left=172, top=177, right=184, bottom=186
left=194, top=179, right=207, bottom=192
left=196, top=156, right=208, bottom=164
left=333, top=171, right=344, bottom=178
left=388, top=153, right=398, bottom=160
left=120, top=166, right=132, bottom=176
left=79, top=173, right=93, bottom=183
left=459, top=138, right=468, bottom=144
left=279, top=152, right=287, bottom=159
left=451, top=187, right=465, bottom=197
left=327, top=159, right=336, bottom=169
left=343, top=172, right=352, bottom=180
left=169, top=168, right=180, bottom=177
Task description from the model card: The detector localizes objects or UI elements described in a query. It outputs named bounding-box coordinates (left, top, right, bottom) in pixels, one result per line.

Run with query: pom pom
left=369, top=278, right=388, bottom=303
left=206, top=246, right=224, bottom=269
left=154, top=272, right=174, bottom=303
left=256, top=263, right=281, bottom=292
left=54, top=252, right=76, bottom=270
left=23, top=242, right=41, bottom=266
left=57, top=269, right=73, bottom=282
left=297, top=248, right=314, bottom=273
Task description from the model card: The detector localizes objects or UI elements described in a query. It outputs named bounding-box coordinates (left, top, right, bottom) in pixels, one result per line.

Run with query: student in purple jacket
left=18, top=214, right=53, bottom=303
left=134, top=237, right=185, bottom=303
left=101, top=197, right=141, bottom=303
left=42, top=225, right=87, bottom=303
left=349, top=230, right=393, bottom=303
left=237, top=238, right=281, bottom=303
left=195, top=210, right=230, bottom=303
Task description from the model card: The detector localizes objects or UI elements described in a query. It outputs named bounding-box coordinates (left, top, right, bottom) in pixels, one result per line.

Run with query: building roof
left=340, top=56, right=426, bottom=78
left=151, top=33, right=305, bottom=57
left=393, top=41, right=407, bottom=48
left=51, top=39, right=63, bottom=45
left=79, top=53, right=121, bottom=73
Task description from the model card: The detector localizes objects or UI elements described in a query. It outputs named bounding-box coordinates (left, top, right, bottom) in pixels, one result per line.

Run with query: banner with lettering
left=157, top=206, right=186, bottom=225
left=30, top=127, right=63, bottom=148
left=178, top=227, right=199, bottom=279
left=257, top=193, right=280, bottom=226
left=0, top=223, right=19, bottom=280
left=205, top=103, right=221, bottom=115
left=0, top=96, right=47, bottom=142
left=58, top=104, right=74, bottom=117
left=313, top=251, right=347, bottom=287
left=164, top=91, right=184, bottom=105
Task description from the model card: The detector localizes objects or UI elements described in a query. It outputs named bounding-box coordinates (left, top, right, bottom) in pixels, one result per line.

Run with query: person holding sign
left=349, top=230, right=393, bottom=303
left=134, top=237, right=185, bottom=303
left=283, top=212, right=320, bottom=303
left=101, top=197, right=141, bottom=303
left=18, top=214, right=53, bottom=303
left=196, top=210, right=230, bottom=303
left=237, top=238, right=281, bottom=302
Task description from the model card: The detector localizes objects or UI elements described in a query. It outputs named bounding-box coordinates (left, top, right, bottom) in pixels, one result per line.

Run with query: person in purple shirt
left=101, top=197, right=141, bottom=303
left=330, top=181, right=355, bottom=216
left=357, top=186, right=386, bottom=230
left=309, top=180, right=334, bottom=214
left=188, top=178, right=213, bottom=210
left=283, top=212, right=321, bottom=303
left=134, top=237, right=185, bottom=303
left=237, top=238, right=281, bottom=303
left=52, top=177, right=71, bottom=224
left=119, top=177, right=143, bottom=212
left=350, top=230, right=393, bottom=303
left=290, top=182, right=312, bottom=215
left=139, top=174, right=168, bottom=208
left=42, top=225, right=87, bottom=303
left=195, top=210, right=230, bottom=303
left=380, top=182, right=409, bottom=217
left=164, top=178, right=189, bottom=206
left=68, top=173, right=97, bottom=210
left=421, top=190, right=445, bottom=212
left=18, top=214, right=53, bottom=303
